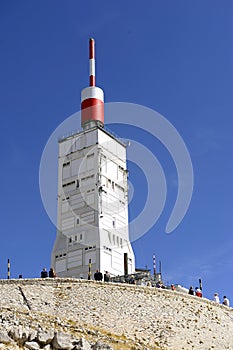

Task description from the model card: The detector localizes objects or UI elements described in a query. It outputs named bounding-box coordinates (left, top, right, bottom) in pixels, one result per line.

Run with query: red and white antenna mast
left=89, top=38, right=95, bottom=86
left=81, top=38, right=104, bottom=129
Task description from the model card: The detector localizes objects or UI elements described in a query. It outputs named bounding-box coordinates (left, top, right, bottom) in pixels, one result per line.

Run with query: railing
left=58, top=128, right=82, bottom=142
left=58, top=125, right=129, bottom=147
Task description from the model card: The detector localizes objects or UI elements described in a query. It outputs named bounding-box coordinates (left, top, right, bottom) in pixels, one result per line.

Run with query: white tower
left=51, top=39, right=135, bottom=278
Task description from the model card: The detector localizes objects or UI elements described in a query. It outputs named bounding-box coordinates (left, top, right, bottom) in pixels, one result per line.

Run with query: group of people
left=39, top=269, right=231, bottom=307
left=188, top=286, right=202, bottom=297
left=94, top=270, right=110, bottom=282
left=213, top=293, right=230, bottom=306
left=41, top=267, right=56, bottom=278
left=156, top=280, right=166, bottom=289
left=188, top=286, right=230, bottom=307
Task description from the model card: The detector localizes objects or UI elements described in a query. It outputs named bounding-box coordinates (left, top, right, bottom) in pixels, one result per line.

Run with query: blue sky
left=1, top=1, right=233, bottom=302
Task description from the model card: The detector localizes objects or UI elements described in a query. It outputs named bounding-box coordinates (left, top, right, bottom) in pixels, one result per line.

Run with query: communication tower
left=51, top=39, right=135, bottom=278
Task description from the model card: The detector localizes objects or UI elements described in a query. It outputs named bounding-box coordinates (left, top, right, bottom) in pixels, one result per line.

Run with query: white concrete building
left=51, top=39, right=135, bottom=278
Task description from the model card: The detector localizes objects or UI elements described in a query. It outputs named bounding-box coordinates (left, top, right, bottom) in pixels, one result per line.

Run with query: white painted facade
left=51, top=126, right=135, bottom=278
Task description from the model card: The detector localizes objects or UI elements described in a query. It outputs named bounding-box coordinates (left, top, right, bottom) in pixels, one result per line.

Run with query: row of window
left=84, top=245, right=96, bottom=251
left=55, top=244, right=128, bottom=261
left=107, top=231, right=123, bottom=248
left=104, top=177, right=125, bottom=192
left=66, top=230, right=123, bottom=249
left=62, top=174, right=96, bottom=190
left=68, top=232, right=83, bottom=244
left=55, top=245, right=96, bottom=259
left=62, top=180, right=76, bottom=188
left=100, top=155, right=125, bottom=179
left=62, top=175, right=125, bottom=196
left=55, top=253, right=67, bottom=259
left=63, top=162, right=70, bottom=167
left=103, top=245, right=112, bottom=252
left=62, top=153, right=94, bottom=167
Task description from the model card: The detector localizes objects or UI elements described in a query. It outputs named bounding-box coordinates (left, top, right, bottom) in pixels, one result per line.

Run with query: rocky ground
left=0, top=278, right=233, bottom=349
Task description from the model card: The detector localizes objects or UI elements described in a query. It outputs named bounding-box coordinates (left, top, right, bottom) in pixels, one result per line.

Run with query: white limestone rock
left=72, top=337, right=91, bottom=349
left=52, top=331, right=73, bottom=350
left=24, top=341, right=40, bottom=349
left=0, top=330, right=14, bottom=344
left=37, top=329, right=54, bottom=345
left=9, top=326, right=29, bottom=345
left=44, top=345, right=52, bottom=350
left=28, top=329, right=38, bottom=342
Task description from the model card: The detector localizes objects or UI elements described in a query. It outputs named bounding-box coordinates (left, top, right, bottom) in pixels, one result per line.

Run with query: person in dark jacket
left=188, top=286, right=194, bottom=295
left=41, top=268, right=48, bottom=278
left=94, top=270, right=103, bottom=281
left=49, top=268, right=56, bottom=278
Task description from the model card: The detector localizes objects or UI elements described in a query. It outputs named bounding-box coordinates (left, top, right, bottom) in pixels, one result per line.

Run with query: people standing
left=188, top=286, right=195, bottom=295
left=213, top=293, right=220, bottom=303
left=222, top=296, right=230, bottom=307
left=195, top=287, right=202, bottom=297
left=156, top=281, right=165, bottom=289
left=94, top=269, right=103, bottom=281
left=41, top=268, right=48, bottom=278
left=104, top=271, right=110, bottom=282
left=49, top=268, right=56, bottom=278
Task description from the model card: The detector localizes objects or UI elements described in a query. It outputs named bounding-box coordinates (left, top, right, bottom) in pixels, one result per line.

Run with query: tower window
left=112, top=217, right=116, bottom=228
left=103, top=245, right=112, bottom=252
left=120, top=238, right=123, bottom=248
left=87, top=153, right=94, bottom=158
left=63, top=180, right=75, bottom=187
left=108, top=231, right=112, bottom=244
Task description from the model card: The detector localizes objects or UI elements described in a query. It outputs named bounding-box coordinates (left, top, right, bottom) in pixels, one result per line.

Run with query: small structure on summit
left=51, top=38, right=135, bottom=278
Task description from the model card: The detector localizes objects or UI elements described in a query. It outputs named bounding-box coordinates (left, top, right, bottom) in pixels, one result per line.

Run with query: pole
left=88, top=258, right=92, bottom=280
left=7, top=259, right=10, bottom=279
left=153, top=255, right=156, bottom=277
left=89, top=38, right=95, bottom=87
left=199, top=278, right=202, bottom=291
